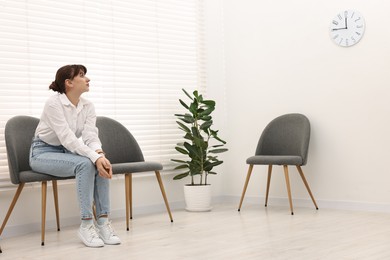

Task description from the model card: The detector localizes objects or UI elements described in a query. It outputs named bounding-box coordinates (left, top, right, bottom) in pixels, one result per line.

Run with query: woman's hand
left=95, top=156, right=113, bottom=179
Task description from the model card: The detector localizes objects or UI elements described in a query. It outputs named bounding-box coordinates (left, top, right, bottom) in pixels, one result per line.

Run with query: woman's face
left=67, top=70, right=90, bottom=94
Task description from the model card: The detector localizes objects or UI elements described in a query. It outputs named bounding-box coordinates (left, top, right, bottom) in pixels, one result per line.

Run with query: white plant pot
left=184, top=184, right=212, bottom=212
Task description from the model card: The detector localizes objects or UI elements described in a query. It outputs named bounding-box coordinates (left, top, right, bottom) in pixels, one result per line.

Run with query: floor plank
left=1, top=202, right=390, bottom=259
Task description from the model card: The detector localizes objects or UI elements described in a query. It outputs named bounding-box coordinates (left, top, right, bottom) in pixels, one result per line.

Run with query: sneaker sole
left=78, top=231, right=105, bottom=248
left=101, top=238, right=121, bottom=245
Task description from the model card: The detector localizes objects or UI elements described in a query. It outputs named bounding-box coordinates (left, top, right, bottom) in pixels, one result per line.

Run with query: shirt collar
left=59, top=93, right=85, bottom=113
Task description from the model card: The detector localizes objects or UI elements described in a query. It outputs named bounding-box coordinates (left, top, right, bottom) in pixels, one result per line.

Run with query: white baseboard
left=216, top=195, right=390, bottom=213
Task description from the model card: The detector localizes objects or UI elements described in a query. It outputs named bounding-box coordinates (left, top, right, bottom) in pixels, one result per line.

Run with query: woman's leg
left=30, top=139, right=99, bottom=220
left=94, top=174, right=110, bottom=219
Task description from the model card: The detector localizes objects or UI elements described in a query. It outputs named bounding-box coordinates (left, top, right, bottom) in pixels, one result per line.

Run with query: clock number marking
left=355, top=31, right=361, bottom=36
left=332, top=20, right=339, bottom=25
left=351, top=36, right=356, bottom=43
left=333, top=34, right=339, bottom=40
left=356, top=25, right=363, bottom=29
left=338, top=14, right=342, bottom=20
left=351, top=12, right=355, bottom=19
left=355, top=17, right=361, bottom=22
left=339, top=38, right=343, bottom=45
left=344, top=11, right=348, bottom=18
left=345, top=39, right=349, bottom=46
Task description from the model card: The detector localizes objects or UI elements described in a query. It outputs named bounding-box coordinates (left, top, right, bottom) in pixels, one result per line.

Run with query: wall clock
left=329, top=10, right=365, bottom=47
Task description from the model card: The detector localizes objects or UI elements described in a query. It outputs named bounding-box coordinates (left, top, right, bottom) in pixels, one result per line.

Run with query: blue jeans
left=29, top=137, right=110, bottom=219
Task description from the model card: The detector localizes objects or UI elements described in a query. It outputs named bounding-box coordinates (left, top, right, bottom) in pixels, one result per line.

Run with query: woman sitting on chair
left=29, top=64, right=121, bottom=248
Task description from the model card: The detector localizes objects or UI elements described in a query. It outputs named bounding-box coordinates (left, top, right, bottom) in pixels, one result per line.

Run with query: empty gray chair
left=96, top=116, right=173, bottom=231
left=238, top=113, right=318, bottom=215
left=0, top=116, right=75, bottom=247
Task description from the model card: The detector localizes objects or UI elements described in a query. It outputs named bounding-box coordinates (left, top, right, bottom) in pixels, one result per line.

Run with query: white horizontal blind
left=0, top=0, right=206, bottom=190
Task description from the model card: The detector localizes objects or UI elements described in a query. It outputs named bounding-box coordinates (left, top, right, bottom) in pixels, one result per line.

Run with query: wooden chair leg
left=52, top=180, right=60, bottom=231
left=0, top=183, right=25, bottom=237
left=155, top=171, right=173, bottom=222
left=41, top=181, right=47, bottom=246
left=283, top=166, right=294, bottom=215
left=265, top=165, right=272, bottom=207
left=296, top=166, right=318, bottom=210
left=125, top=174, right=130, bottom=231
left=129, top=174, right=133, bottom=221
left=238, top=164, right=254, bottom=211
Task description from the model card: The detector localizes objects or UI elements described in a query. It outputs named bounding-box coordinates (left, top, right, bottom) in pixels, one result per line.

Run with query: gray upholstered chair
left=96, top=116, right=173, bottom=231
left=238, top=113, right=318, bottom=215
left=0, top=116, right=75, bottom=247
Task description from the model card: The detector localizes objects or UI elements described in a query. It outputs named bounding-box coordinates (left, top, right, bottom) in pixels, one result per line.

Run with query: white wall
left=206, top=0, right=390, bottom=210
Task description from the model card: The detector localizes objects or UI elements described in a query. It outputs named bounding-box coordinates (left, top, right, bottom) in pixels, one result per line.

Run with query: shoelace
left=101, top=221, right=116, bottom=237
left=87, top=225, right=100, bottom=240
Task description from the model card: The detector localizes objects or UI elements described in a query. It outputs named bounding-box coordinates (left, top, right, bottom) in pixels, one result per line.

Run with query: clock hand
left=345, top=17, right=348, bottom=29
left=332, top=27, right=347, bottom=31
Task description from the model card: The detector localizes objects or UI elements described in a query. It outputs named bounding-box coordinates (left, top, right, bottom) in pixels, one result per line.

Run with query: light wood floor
left=1, top=202, right=390, bottom=259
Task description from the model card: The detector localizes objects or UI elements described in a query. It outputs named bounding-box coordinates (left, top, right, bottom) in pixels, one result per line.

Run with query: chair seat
left=19, top=170, right=75, bottom=183
left=246, top=155, right=303, bottom=165
left=112, top=161, right=162, bottom=174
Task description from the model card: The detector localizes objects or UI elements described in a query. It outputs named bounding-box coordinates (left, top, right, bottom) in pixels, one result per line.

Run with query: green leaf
left=200, top=115, right=212, bottom=121
left=174, top=164, right=189, bottom=170
left=173, top=172, right=190, bottom=180
left=175, top=147, right=189, bottom=155
left=209, top=148, right=228, bottom=153
left=184, top=114, right=195, bottom=122
left=204, top=160, right=223, bottom=171
left=182, top=89, right=193, bottom=100
left=179, top=99, right=189, bottom=109
left=171, top=159, right=187, bottom=163
left=213, top=135, right=227, bottom=144
left=184, top=142, right=201, bottom=158
left=176, top=121, right=191, bottom=133
left=191, top=127, right=201, bottom=138
left=189, top=101, right=198, bottom=115
left=193, top=90, right=199, bottom=98
left=201, top=100, right=215, bottom=106
left=199, top=107, right=214, bottom=116
left=200, top=120, right=212, bottom=130
left=193, top=136, right=207, bottom=149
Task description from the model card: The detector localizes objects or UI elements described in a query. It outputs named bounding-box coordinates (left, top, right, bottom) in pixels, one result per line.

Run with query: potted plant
left=172, top=89, right=228, bottom=211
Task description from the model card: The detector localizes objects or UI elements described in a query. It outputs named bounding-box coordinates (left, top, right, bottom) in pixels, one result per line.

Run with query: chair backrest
left=5, top=115, right=39, bottom=184
left=96, top=116, right=144, bottom=164
left=255, top=113, right=311, bottom=165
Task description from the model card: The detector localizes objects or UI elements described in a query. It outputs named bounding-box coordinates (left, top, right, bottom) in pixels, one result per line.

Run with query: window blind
left=0, top=0, right=206, bottom=190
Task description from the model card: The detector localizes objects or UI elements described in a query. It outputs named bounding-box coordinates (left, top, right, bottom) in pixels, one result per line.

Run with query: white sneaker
left=96, top=221, right=121, bottom=245
left=78, top=224, right=104, bottom=248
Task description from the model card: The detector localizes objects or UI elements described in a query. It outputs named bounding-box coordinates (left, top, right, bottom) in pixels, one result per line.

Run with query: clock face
left=329, top=10, right=365, bottom=47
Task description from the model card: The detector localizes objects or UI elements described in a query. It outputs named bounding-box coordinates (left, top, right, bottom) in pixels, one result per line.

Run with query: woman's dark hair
left=49, top=64, right=87, bottom=94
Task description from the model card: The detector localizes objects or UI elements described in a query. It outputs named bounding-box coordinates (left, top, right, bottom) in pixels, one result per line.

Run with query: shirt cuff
left=89, top=151, right=102, bottom=163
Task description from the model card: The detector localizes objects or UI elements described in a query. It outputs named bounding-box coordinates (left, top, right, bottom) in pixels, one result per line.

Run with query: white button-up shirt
left=35, top=93, right=102, bottom=163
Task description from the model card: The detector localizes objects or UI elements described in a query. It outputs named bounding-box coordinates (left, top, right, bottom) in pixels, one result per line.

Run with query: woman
left=29, top=64, right=121, bottom=247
